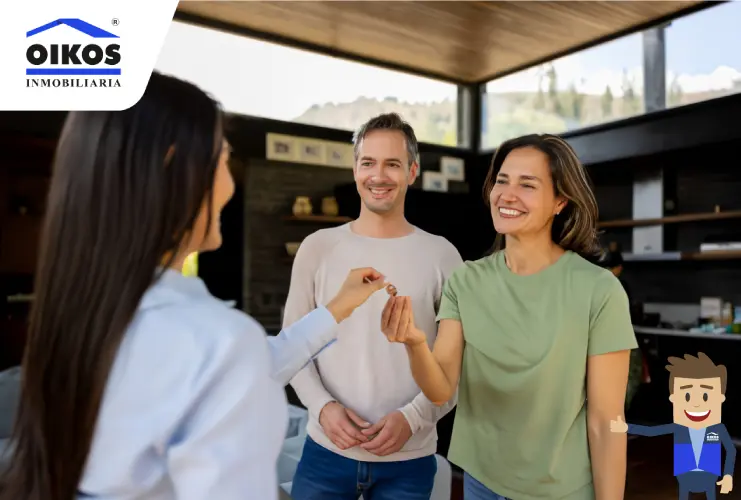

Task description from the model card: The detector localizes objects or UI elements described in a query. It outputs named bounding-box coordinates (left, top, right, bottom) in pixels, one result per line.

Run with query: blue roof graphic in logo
left=27, top=19, right=119, bottom=38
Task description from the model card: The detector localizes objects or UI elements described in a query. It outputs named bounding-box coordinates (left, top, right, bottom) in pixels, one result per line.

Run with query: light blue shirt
left=78, top=269, right=338, bottom=500
left=689, top=427, right=706, bottom=471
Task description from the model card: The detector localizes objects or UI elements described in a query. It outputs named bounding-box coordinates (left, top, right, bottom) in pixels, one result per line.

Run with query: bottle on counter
left=729, top=305, right=741, bottom=334
left=721, top=302, right=733, bottom=327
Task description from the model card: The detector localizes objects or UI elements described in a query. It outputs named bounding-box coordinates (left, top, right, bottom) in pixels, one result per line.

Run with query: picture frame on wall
left=324, top=141, right=354, bottom=169
left=266, top=133, right=298, bottom=162
left=422, top=171, right=448, bottom=192
left=440, top=156, right=465, bottom=181
left=296, top=138, right=326, bottom=165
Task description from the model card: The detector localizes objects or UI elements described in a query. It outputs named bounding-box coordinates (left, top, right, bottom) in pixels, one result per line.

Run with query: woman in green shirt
left=381, top=134, right=637, bottom=500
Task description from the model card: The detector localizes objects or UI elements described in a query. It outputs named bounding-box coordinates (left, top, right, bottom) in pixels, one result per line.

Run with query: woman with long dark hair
left=381, top=134, right=638, bottom=500
left=0, top=72, right=386, bottom=500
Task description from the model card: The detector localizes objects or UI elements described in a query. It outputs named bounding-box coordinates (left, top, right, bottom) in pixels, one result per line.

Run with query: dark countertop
left=634, top=325, right=741, bottom=341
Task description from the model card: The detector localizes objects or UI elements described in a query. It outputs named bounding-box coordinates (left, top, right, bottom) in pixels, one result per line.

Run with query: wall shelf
left=624, top=250, right=741, bottom=262
left=685, top=250, right=741, bottom=261
left=282, top=215, right=353, bottom=223
left=598, top=210, right=741, bottom=229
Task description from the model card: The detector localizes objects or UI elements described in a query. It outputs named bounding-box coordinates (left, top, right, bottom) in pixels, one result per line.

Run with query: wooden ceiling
left=176, top=1, right=706, bottom=84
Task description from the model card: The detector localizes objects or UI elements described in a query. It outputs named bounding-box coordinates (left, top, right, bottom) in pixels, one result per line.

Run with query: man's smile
left=684, top=410, right=711, bottom=422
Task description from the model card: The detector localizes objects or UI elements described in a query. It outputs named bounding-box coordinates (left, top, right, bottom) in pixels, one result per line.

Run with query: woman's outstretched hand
left=326, top=268, right=387, bottom=323
left=381, top=296, right=427, bottom=346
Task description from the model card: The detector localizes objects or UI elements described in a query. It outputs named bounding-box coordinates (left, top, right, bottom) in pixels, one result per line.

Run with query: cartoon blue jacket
left=627, top=423, right=736, bottom=477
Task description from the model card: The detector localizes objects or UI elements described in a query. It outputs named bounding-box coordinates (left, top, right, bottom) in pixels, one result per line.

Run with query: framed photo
left=422, top=171, right=448, bottom=192
left=440, top=156, right=465, bottom=181
left=296, top=138, right=326, bottom=165
left=266, top=133, right=297, bottom=162
left=324, top=141, right=354, bottom=169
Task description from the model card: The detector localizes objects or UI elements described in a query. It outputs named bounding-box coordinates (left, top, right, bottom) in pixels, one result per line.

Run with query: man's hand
left=326, top=268, right=386, bottom=323
left=609, top=415, right=628, bottom=433
left=359, top=411, right=413, bottom=457
left=318, top=402, right=371, bottom=450
left=717, top=474, right=733, bottom=494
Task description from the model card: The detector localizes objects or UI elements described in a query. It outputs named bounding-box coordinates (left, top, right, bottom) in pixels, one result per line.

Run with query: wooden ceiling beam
left=175, top=1, right=716, bottom=85
left=172, top=9, right=471, bottom=85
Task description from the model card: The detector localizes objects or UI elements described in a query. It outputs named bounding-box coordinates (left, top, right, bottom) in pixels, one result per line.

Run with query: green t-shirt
left=437, top=250, right=638, bottom=500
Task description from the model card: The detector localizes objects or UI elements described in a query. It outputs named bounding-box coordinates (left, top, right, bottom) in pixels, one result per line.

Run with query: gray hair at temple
left=352, top=112, right=419, bottom=168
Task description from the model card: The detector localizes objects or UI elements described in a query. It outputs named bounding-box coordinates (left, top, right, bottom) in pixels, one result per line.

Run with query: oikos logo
left=26, top=39, right=120, bottom=70
left=25, top=18, right=122, bottom=88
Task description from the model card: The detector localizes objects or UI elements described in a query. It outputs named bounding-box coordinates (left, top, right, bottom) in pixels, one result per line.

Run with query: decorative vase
left=321, top=196, right=339, bottom=217
left=292, top=196, right=313, bottom=216
left=285, top=242, right=301, bottom=256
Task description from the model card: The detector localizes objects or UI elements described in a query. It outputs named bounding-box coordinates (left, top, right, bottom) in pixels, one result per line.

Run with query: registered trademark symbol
left=112, top=18, right=119, bottom=26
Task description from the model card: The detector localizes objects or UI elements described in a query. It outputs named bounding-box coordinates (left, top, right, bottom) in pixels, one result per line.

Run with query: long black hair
left=0, top=71, right=224, bottom=500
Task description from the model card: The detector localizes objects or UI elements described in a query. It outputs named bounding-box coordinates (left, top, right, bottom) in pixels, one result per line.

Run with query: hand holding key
left=381, top=296, right=427, bottom=346
left=326, top=268, right=387, bottom=323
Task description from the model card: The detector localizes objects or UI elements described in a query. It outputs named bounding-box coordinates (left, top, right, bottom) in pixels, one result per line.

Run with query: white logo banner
left=0, top=0, right=179, bottom=110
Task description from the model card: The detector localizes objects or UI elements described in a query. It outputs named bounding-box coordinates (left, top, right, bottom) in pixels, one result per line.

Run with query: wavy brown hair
left=482, top=134, right=602, bottom=260
left=0, top=72, right=223, bottom=500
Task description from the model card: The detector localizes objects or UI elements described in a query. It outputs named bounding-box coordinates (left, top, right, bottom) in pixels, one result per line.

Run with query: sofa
left=0, top=366, right=21, bottom=473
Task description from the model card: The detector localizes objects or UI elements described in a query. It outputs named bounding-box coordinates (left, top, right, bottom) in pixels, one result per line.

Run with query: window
left=155, top=21, right=459, bottom=146
left=481, top=33, right=644, bottom=150
left=665, top=2, right=741, bottom=109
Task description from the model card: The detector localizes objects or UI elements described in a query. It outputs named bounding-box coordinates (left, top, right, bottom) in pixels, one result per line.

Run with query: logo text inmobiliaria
left=26, top=18, right=121, bottom=88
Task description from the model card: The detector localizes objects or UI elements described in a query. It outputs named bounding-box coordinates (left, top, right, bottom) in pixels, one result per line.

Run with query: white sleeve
left=399, top=390, right=458, bottom=433
left=267, top=305, right=338, bottom=386
left=167, top=325, right=286, bottom=500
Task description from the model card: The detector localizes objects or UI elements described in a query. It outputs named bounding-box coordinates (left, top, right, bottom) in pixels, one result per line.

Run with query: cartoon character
left=611, top=352, right=736, bottom=499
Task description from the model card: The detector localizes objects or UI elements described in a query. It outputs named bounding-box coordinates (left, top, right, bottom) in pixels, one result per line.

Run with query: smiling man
left=286, top=113, right=462, bottom=500
left=611, top=352, right=736, bottom=499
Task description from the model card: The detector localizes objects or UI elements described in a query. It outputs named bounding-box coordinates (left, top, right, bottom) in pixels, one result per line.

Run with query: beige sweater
left=285, top=223, right=462, bottom=462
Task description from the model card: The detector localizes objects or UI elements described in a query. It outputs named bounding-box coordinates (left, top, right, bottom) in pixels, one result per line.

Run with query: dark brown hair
left=667, top=352, right=727, bottom=395
left=482, top=133, right=601, bottom=259
left=0, top=72, right=223, bottom=500
left=352, top=112, right=419, bottom=167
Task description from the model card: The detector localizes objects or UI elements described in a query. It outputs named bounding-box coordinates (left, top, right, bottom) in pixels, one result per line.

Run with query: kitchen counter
left=634, top=326, right=741, bottom=341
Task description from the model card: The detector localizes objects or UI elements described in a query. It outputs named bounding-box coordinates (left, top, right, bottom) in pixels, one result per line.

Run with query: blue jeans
left=464, top=472, right=511, bottom=500
left=291, top=436, right=437, bottom=500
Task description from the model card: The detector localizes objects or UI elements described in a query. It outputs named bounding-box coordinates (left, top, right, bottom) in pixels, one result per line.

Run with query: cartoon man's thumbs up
left=610, top=415, right=628, bottom=433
